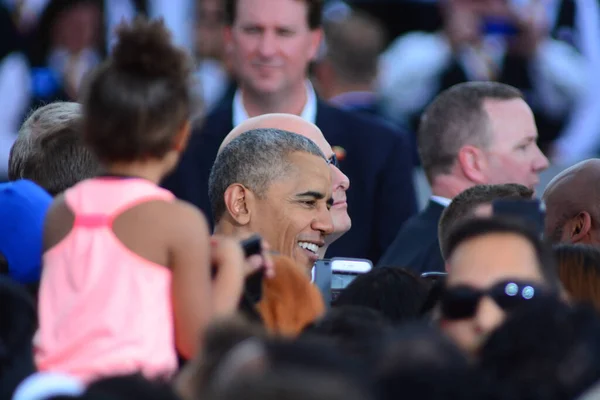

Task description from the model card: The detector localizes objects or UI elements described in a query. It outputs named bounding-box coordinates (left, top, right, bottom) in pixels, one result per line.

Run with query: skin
left=431, top=98, right=549, bottom=200
left=219, top=114, right=350, bottom=256
left=224, top=0, right=322, bottom=116
left=441, top=232, right=547, bottom=356
left=543, top=159, right=600, bottom=245
left=217, top=151, right=334, bottom=271
left=478, top=98, right=549, bottom=191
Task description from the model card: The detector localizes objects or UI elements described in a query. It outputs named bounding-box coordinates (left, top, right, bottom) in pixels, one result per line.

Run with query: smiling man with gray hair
left=210, top=128, right=334, bottom=271
left=9, top=102, right=100, bottom=196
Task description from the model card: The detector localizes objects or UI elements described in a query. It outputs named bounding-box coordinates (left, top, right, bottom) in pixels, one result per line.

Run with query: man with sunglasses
left=218, top=113, right=350, bottom=259
left=439, top=217, right=560, bottom=355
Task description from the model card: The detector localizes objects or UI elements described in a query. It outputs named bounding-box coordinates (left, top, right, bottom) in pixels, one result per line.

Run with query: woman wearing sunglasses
left=438, top=217, right=562, bottom=356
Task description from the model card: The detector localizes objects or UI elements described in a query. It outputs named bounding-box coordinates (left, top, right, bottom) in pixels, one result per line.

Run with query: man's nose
left=333, top=166, right=350, bottom=191
left=313, top=207, right=334, bottom=235
left=533, top=145, right=550, bottom=172
left=258, top=32, right=278, bottom=57
left=472, top=296, right=506, bottom=338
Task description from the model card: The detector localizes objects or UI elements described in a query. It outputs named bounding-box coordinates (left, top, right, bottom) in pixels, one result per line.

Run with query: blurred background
left=1, top=0, right=598, bottom=207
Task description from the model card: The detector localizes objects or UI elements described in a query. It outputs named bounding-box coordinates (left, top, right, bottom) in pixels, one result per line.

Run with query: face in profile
left=249, top=152, right=333, bottom=271
left=480, top=98, right=549, bottom=192
left=300, top=128, right=351, bottom=240
left=440, top=232, right=548, bottom=355
left=226, top=0, right=321, bottom=96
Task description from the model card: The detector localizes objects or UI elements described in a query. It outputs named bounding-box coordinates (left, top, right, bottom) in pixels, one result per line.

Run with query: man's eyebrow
left=295, top=191, right=325, bottom=199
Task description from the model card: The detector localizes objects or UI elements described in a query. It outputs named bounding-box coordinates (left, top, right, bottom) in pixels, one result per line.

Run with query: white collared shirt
left=232, top=81, right=318, bottom=127
left=430, top=196, right=452, bottom=208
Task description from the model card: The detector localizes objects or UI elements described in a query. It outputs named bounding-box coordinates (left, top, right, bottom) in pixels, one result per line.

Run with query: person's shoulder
left=318, top=101, right=408, bottom=139
left=194, top=99, right=234, bottom=136
left=396, top=208, right=439, bottom=237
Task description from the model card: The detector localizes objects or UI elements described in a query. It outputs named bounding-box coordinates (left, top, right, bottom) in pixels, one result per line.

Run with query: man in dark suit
left=163, top=0, right=417, bottom=263
left=377, top=82, right=549, bottom=274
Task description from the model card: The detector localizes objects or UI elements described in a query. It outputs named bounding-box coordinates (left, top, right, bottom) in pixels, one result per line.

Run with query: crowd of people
left=2, top=0, right=600, bottom=399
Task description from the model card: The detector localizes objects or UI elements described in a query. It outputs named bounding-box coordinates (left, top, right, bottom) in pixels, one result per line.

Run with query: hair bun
left=111, top=18, right=190, bottom=78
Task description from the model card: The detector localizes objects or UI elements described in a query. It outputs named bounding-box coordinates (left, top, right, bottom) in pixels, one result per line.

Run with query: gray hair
left=9, top=102, right=100, bottom=196
left=209, top=128, right=326, bottom=222
left=418, top=82, right=523, bottom=183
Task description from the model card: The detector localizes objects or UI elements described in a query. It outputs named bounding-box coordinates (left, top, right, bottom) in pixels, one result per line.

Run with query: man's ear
left=308, top=28, right=323, bottom=62
left=457, top=145, right=487, bottom=184
left=173, top=121, right=192, bottom=152
left=224, top=184, right=253, bottom=225
left=569, top=211, right=593, bottom=243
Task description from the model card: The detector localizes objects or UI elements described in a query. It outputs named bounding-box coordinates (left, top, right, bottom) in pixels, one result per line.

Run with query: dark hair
left=302, top=306, right=392, bottom=367
left=0, top=277, right=36, bottom=400
left=85, top=374, right=181, bottom=400
left=209, top=128, right=325, bottom=222
left=225, top=0, right=323, bottom=29
left=190, top=318, right=267, bottom=399
left=322, top=11, right=386, bottom=84
left=445, top=217, right=559, bottom=288
left=554, top=243, right=600, bottom=311
left=479, top=298, right=600, bottom=400
left=206, top=336, right=369, bottom=397
left=438, top=184, right=534, bottom=260
left=333, top=267, right=431, bottom=324
left=9, top=102, right=100, bottom=196
left=207, top=369, right=373, bottom=400
left=81, top=18, right=195, bottom=163
left=418, top=82, right=523, bottom=182
left=374, top=323, right=481, bottom=400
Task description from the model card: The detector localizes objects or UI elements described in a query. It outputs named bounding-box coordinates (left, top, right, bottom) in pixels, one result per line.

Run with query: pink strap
left=74, top=214, right=111, bottom=228
left=71, top=193, right=174, bottom=229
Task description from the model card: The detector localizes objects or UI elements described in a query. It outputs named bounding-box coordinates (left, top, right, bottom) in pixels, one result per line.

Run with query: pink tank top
left=35, top=177, right=178, bottom=382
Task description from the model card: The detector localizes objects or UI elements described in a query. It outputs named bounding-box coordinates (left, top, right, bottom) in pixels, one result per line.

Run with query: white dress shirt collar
left=232, top=81, right=317, bottom=127
left=430, top=196, right=452, bottom=208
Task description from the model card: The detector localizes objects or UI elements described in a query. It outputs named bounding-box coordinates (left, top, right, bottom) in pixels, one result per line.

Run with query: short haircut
left=554, top=243, right=600, bottom=311
left=302, top=306, right=392, bottom=367
left=224, top=0, right=323, bottom=29
left=418, top=82, right=523, bottom=182
left=209, top=128, right=325, bottom=222
left=445, top=217, right=559, bottom=288
left=81, top=18, right=197, bottom=163
left=322, top=11, right=386, bottom=84
left=479, top=298, right=600, bottom=400
left=8, top=102, right=100, bottom=196
left=438, top=184, right=534, bottom=259
left=333, top=267, right=430, bottom=324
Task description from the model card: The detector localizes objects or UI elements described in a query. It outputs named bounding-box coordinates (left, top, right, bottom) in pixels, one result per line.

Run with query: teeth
left=298, top=241, right=319, bottom=254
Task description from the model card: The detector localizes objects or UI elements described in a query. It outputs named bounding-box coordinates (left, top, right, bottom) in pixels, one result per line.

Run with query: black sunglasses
left=440, top=280, right=549, bottom=320
left=327, top=154, right=339, bottom=168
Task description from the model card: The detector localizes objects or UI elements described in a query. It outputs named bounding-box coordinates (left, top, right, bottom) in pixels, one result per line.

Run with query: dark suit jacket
left=162, top=99, right=418, bottom=264
left=376, top=200, right=446, bottom=274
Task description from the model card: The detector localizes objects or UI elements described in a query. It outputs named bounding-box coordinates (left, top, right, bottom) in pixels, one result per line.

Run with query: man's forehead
left=234, top=0, right=309, bottom=27
left=448, top=232, right=542, bottom=287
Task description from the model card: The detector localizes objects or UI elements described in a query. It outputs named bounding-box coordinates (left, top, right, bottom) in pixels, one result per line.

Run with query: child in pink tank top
left=35, top=18, right=246, bottom=383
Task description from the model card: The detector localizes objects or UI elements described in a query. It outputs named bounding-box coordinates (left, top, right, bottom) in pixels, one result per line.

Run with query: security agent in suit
left=162, top=0, right=417, bottom=264
left=377, top=82, right=549, bottom=274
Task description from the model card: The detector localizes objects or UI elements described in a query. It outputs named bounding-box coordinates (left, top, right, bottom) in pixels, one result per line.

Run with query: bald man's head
left=543, top=159, right=600, bottom=245
left=219, top=114, right=332, bottom=156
